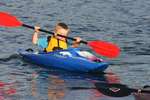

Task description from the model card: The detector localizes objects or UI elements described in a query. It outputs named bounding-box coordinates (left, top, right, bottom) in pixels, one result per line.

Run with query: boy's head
left=54, top=22, right=70, bottom=36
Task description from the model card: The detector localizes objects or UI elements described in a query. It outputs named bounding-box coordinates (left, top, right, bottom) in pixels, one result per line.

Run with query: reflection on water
left=48, top=76, right=65, bottom=100
left=31, top=73, right=38, bottom=97
left=29, top=70, right=132, bottom=100
left=0, top=81, right=16, bottom=100
left=27, top=70, right=150, bottom=100
left=31, top=72, right=66, bottom=100
left=133, top=93, right=150, bottom=100
left=0, top=60, right=147, bottom=100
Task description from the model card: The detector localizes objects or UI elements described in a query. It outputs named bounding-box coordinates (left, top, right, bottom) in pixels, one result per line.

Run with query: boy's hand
left=74, top=37, right=82, bottom=43
left=72, top=37, right=82, bottom=48
left=34, top=26, right=40, bottom=33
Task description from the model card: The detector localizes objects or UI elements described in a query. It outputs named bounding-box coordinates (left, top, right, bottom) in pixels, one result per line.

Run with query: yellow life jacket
left=45, top=36, right=68, bottom=52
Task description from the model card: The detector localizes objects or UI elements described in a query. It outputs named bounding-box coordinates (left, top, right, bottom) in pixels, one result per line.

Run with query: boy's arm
left=32, top=26, right=40, bottom=44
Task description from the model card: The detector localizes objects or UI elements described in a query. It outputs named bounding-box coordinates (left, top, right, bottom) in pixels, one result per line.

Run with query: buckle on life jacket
left=52, top=47, right=63, bottom=51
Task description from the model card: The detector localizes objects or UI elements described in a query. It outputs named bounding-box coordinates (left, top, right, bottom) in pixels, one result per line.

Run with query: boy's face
left=55, top=26, right=69, bottom=40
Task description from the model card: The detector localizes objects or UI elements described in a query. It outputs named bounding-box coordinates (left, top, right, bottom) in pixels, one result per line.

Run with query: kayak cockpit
left=35, top=47, right=103, bottom=63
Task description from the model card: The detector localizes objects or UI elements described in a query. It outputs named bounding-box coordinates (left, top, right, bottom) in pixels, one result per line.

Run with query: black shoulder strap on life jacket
left=47, top=36, right=51, bottom=43
left=57, top=38, right=60, bottom=47
left=66, top=38, right=68, bottom=43
left=44, top=36, right=51, bottom=52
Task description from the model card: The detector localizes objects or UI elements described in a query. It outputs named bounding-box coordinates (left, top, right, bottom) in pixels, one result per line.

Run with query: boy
left=32, top=22, right=81, bottom=52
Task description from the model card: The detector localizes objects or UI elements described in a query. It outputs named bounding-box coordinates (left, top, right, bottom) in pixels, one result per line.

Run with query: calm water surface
left=0, top=0, right=150, bottom=100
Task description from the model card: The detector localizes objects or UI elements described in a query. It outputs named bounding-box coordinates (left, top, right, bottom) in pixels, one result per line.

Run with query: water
left=0, top=0, right=150, bottom=99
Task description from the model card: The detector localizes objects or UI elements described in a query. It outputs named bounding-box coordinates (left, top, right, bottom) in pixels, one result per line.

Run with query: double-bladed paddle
left=0, top=11, right=120, bottom=58
left=70, top=82, right=150, bottom=97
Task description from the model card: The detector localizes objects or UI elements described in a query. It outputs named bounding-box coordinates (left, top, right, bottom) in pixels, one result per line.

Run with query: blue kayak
left=18, top=48, right=109, bottom=72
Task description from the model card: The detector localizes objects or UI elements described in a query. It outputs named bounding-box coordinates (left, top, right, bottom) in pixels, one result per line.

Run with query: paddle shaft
left=70, top=87, right=150, bottom=94
left=22, top=24, right=87, bottom=44
left=131, top=88, right=150, bottom=94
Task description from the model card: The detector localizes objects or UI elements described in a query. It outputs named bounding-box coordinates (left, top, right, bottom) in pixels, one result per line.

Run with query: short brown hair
left=56, top=22, right=69, bottom=30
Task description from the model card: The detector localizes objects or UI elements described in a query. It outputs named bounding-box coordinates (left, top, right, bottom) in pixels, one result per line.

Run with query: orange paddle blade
left=0, top=12, right=22, bottom=27
left=88, top=40, right=120, bottom=58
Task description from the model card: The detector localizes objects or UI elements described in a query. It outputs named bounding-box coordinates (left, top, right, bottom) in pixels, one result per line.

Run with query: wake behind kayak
left=18, top=48, right=109, bottom=73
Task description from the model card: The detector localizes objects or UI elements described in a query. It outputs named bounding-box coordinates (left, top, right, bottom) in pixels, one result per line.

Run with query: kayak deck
left=18, top=48, right=109, bottom=73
